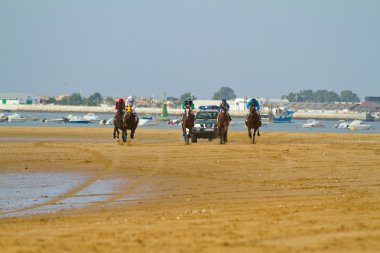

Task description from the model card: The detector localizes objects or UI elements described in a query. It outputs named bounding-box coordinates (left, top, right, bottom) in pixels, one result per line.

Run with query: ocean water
left=1, top=111, right=379, bottom=134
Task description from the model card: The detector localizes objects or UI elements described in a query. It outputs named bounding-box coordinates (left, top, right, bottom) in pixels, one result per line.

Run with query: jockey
left=125, top=95, right=137, bottom=118
left=181, top=96, right=194, bottom=119
left=115, top=98, right=125, bottom=115
left=181, top=96, right=194, bottom=110
left=246, top=97, right=260, bottom=111
left=219, top=98, right=231, bottom=121
left=246, top=97, right=261, bottom=121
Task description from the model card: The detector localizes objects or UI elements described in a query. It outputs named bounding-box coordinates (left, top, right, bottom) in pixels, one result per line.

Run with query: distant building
left=0, top=93, right=40, bottom=105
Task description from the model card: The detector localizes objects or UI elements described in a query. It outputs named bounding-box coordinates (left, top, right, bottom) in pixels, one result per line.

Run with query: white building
left=0, top=93, right=40, bottom=105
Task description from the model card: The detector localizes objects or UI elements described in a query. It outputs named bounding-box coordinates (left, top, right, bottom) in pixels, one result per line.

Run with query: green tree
left=339, top=90, right=360, bottom=102
left=45, top=97, right=56, bottom=104
left=56, top=96, right=69, bottom=105
left=104, top=96, right=116, bottom=106
left=282, top=92, right=298, bottom=102
left=69, top=93, right=82, bottom=105
left=179, top=92, right=197, bottom=102
left=212, top=86, right=237, bottom=100
left=312, top=90, right=339, bottom=103
left=87, top=92, right=103, bottom=106
left=298, top=89, right=313, bottom=102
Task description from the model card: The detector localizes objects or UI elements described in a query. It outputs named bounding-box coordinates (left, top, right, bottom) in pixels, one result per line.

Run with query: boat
left=270, top=108, right=294, bottom=123
left=66, top=115, right=91, bottom=124
left=333, top=120, right=349, bottom=129
left=168, top=116, right=182, bottom=125
left=260, top=114, right=270, bottom=125
left=6, top=113, right=27, bottom=122
left=138, top=115, right=159, bottom=126
left=41, top=118, right=69, bottom=124
left=348, top=120, right=372, bottom=130
left=302, top=119, right=325, bottom=128
left=0, top=113, right=8, bottom=122
left=99, top=118, right=114, bottom=125
left=83, top=113, right=99, bottom=122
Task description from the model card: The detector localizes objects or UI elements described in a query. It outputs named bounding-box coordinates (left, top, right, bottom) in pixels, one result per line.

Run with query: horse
left=123, top=106, right=139, bottom=143
left=181, top=105, right=195, bottom=144
left=113, top=101, right=126, bottom=143
left=217, top=107, right=230, bottom=144
left=245, top=106, right=262, bottom=144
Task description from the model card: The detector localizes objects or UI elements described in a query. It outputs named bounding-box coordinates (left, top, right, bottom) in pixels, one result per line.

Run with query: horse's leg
left=113, top=127, right=116, bottom=139
left=131, top=118, right=139, bottom=139
left=219, top=127, right=224, bottom=144
left=257, top=127, right=260, bottom=137
left=182, top=124, right=187, bottom=142
left=122, top=128, right=127, bottom=143
left=252, top=129, right=256, bottom=144
left=224, top=126, right=228, bottom=143
left=248, top=126, right=252, bottom=139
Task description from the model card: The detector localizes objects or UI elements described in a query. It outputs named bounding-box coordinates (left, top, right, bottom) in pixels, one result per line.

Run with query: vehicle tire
left=191, top=136, right=198, bottom=143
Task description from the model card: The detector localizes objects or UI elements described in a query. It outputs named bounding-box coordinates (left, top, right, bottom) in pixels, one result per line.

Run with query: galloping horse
left=181, top=105, right=195, bottom=144
left=113, top=101, right=126, bottom=142
left=217, top=107, right=230, bottom=144
left=245, top=106, right=262, bottom=143
left=123, top=106, right=139, bottom=143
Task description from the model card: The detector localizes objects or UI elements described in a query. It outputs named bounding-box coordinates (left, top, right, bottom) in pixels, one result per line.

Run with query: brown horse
left=217, top=107, right=230, bottom=144
left=113, top=101, right=126, bottom=142
left=181, top=106, right=195, bottom=144
left=245, top=106, right=262, bottom=143
left=123, top=106, right=139, bottom=143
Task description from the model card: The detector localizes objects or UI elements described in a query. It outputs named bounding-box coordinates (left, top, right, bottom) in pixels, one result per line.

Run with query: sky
left=0, top=0, right=379, bottom=100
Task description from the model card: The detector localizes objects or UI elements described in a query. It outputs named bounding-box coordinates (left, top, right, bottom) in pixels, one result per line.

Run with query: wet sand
left=0, top=126, right=380, bottom=252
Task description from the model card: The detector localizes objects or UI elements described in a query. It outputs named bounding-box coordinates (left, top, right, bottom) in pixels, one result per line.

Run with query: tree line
left=42, top=87, right=360, bottom=106
left=281, top=89, right=360, bottom=103
left=42, top=87, right=239, bottom=107
left=42, top=92, right=115, bottom=106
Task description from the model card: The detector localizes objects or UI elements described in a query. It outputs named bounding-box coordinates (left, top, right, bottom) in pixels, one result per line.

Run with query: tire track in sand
left=0, top=143, right=119, bottom=217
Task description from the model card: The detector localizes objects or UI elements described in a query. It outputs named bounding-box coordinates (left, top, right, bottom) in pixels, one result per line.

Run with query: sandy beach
left=0, top=126, right=379, bottom=252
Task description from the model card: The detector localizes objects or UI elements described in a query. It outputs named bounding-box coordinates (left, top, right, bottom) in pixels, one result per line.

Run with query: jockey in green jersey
left=181, top=97, right=194, bottom=119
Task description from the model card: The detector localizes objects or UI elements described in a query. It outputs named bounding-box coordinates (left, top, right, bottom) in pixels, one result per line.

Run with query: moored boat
left=138, top=115, right=159, bottom=126
left=303, top=119, right=325, bottom=128
left=83, top=113, right=99, bottom=122
left=6, top=113, right=27, bottom=122
left=66, top=115, right=91, bottom=124
left=270, top=108, right=294, bottom=123
left=334, top=120, right=349, bottom=129
left=348, top=120, right=372, bottom=130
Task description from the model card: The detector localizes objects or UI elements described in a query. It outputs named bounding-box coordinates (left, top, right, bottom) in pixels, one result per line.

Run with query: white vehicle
left=302, top=119, right=325, bottom=128
left=349, top=120, right=372, bottom=130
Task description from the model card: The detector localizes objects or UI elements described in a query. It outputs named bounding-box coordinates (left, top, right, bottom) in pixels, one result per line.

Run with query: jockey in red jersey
left=114, top=98, right=125, bottom=119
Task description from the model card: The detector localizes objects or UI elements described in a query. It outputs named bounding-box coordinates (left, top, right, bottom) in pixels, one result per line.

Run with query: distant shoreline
left=0, top=104, right=372, bottom=120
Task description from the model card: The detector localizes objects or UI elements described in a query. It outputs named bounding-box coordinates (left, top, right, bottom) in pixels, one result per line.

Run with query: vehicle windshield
left=196, top=112, right=218, bottom=120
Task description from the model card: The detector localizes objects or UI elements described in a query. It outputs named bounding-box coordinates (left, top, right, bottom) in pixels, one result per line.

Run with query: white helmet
left=127, top=95, right=134, bottom=101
